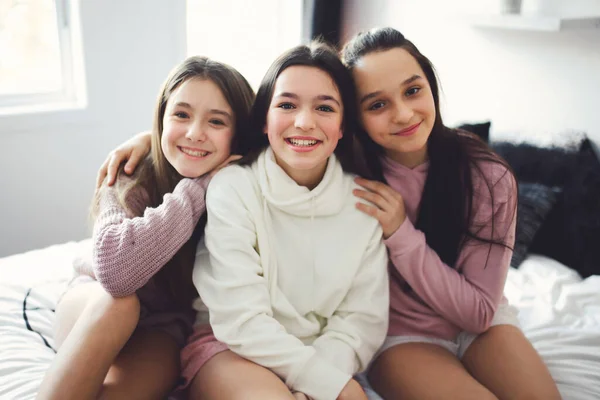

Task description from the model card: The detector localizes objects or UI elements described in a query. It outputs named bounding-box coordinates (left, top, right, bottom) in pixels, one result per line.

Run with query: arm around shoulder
left=93, top=175, right=209, bottom=297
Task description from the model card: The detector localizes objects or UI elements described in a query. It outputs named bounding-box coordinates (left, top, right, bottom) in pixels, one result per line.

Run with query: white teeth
left=288, top=138, right=318, bottom=147
left=181, top=148, right=208, bottom=157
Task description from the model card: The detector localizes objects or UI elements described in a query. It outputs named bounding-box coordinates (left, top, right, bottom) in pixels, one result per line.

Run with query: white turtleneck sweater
left=192, top=148, right=389, bottom=400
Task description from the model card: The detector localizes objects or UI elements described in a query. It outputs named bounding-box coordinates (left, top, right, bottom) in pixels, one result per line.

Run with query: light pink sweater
left=382, top=156, right=517, bottom=339
left=75, top=174, right=208, bottom=305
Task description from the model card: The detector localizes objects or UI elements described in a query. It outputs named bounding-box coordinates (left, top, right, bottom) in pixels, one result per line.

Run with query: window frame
left=0, top=0, right=86, bottom=114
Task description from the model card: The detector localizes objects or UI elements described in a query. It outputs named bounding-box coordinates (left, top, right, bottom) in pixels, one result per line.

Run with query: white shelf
left=471, top=15, right=600, bottom=32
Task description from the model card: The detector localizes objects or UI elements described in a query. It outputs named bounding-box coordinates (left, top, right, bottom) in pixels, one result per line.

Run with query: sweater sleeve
left=92, top=175, right=209, bottom=297
left=311, top=225, right=389, bottom=375
left=385, top=164, right=517, bottom=334
left=195, top=171, right=351, bottom=400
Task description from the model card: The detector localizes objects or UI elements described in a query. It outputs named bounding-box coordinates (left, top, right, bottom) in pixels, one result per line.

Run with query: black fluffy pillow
left=512, top=183, right=561, bottom=267
left=491, top=141, right=579, bottom=188
left=456, top=121, right=491, bottom=143
left=529, top=138, right=600, bottom=277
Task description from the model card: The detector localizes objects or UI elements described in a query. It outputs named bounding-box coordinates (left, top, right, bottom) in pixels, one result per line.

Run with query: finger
left=355, top=201, right=384, bottom=222
left=124, top=149, right=143, bottom=175
left=96, top=156, right=111, bottom=188
left=353, top=188, right=389, bottom=211
left=355, top=177, right=402, bottom=203
left=106, top=155, right=122, bottom=185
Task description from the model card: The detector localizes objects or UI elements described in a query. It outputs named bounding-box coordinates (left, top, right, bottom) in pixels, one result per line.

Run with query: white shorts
left=356, top=303, right=520, bottom=399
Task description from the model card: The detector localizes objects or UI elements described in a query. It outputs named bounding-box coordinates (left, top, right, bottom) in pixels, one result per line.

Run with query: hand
left=353, top=177, right=406, bottom=239
left=292, top=392, right=311, bottom=400
left=336, top=379, right=368, bottom=400
left=96, top=131, right=152, bottom=188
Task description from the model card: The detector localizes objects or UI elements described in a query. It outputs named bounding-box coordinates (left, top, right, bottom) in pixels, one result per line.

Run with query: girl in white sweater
left=181, top=42, right=389, bottom=400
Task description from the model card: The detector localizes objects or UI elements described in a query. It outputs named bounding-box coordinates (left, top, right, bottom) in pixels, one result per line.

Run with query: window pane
left=0, top=0, right=63, bottom=95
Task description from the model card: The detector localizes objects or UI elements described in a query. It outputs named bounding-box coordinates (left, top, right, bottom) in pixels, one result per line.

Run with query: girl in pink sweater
left=37, top=57, right=254, bottom=400
left=342, top=27, right=560, bottom=400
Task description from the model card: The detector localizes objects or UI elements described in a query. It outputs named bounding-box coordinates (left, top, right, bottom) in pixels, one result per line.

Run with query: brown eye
left=317, top=105, right=334, bottom=112
left=278, top=103, right=295, bottom=110
left=368, top=101, right=385, bottom=111
left=406, top=87, right=420, bottom=96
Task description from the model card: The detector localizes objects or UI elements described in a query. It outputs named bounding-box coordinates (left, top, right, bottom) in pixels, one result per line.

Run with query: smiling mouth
left=395, top=121, right=422, bottom=137
left=286, top=138, right=320, bottom=147
left=179, top=147, right=210, bottom=158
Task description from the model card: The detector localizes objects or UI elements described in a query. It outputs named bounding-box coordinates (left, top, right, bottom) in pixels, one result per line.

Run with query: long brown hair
left=92, top=56, right=255, bottom=306
left=342, top=27, right=516, bottom=271
left=238, top=40, right=365, bottom=176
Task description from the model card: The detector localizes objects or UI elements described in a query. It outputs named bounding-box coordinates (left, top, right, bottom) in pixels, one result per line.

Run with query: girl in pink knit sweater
left=37, top=56, right=254, bottom=400
left=342, top=27, right=560, bottom=400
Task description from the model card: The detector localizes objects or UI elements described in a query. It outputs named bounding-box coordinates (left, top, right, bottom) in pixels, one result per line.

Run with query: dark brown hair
left=342, top=27, right=516, bottom=270
left=237, top=40, right=363, bottom=176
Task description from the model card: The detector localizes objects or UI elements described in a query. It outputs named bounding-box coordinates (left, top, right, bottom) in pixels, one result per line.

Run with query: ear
left=263, top=124, right=268, bottom=135
left=338, top=129, right=343, bottom=139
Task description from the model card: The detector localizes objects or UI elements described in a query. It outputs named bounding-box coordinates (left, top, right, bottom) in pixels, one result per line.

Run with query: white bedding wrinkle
left=0, top=241, right=599, bottom=400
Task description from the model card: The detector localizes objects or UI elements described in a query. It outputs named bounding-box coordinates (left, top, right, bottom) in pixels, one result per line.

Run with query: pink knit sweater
left=382, top=156, right=517, bottom=340
left=74, top=174, right=208, bottom=302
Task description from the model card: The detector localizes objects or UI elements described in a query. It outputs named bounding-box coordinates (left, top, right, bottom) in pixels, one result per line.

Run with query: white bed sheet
left=0, top=241, right=599, bottom=399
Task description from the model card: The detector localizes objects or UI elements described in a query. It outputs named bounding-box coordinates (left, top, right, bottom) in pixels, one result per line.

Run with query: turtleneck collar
left=253, top=148, right=347, bottom=217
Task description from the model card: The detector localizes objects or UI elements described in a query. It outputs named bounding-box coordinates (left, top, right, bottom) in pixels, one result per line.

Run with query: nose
left=294, top=108, right=316, bottom=131
left=185, top=120, right=207, bottom=142
left=392, top=99, right=414, bottom=125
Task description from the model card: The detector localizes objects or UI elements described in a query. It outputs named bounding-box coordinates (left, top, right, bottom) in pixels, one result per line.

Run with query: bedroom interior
left=1, top=0, right=599, bottom=399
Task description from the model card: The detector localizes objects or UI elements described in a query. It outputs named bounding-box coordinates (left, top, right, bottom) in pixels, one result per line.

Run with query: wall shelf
left=471, top=15, right=600, bottom=32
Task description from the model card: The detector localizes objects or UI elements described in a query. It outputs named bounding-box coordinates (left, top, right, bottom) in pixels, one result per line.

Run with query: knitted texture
left=75, top=174, right=209, bottom=297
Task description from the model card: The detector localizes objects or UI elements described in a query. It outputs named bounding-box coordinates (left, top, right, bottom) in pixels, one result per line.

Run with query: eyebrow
left=173, top=102, right=232, bottom=120
left=275, top=92, right=341, bottom=107
left=359, top=74, right=423, bottom=104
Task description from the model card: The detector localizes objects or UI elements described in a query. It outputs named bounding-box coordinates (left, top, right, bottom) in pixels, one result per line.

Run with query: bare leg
left=462, top=325, right=561, bottom=400
left=98, top=329, right=180, bottom=400
left=37, top=282, right=140, bottom=400
left=188, top=350, right=296, bottom=400
left=368, top=342, right=498, bottom=400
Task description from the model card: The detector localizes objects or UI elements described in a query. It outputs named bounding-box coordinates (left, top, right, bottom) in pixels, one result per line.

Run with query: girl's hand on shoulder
left=96, top=131, right=152, bottom=188
left=336, top=378, right=368, bottom=400
left=353, top=177, right=406, bottom=239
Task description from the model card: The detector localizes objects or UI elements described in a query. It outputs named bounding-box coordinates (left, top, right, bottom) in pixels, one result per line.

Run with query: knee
left=89, top=291, right=141, bottom=327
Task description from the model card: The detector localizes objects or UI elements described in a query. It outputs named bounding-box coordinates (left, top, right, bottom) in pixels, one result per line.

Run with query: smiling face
left=160, top=78, right=235, bottom=178
left=352, top=47, right=436, bottom=168
left=264, top=65, right=343, bottom=188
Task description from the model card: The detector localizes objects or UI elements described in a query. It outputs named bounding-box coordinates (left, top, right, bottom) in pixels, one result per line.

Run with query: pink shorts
left=178, top=324, right=229, bottom=390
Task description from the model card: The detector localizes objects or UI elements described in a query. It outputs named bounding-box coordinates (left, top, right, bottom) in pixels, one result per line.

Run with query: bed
left=1, top=239, right=599, bottom=399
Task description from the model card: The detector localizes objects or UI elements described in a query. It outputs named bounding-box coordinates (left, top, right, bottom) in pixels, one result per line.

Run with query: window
left=186, top=0, right=303, bottom=90
left=0, top=0, right=85, bottom=113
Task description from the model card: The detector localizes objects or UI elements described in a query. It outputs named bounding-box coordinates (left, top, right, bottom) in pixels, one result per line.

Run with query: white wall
left=187, top=0, right=302, bottom=89
left=0, top=0, right=187, bottom=257
left=341, top=0, right=600, bottom=147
